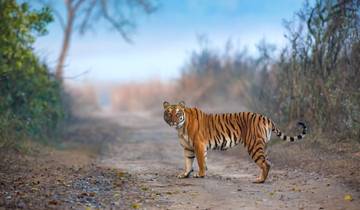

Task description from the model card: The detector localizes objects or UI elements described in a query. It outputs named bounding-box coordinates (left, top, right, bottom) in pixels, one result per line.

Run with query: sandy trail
left=99, top=111, right=359, bottom=210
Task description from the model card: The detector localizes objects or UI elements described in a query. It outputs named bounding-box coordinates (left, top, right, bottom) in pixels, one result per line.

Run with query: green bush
left=0, top=0, right=64, bottom=147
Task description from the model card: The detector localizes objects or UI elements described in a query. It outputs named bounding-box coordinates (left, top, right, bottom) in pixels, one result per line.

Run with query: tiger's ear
left=178, top=101, right=186, bottom=108
left=163, top=101, right=170, bottom=109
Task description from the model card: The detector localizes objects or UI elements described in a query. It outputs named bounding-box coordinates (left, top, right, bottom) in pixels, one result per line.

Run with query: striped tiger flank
left=163, top=101, right=307, bottom=183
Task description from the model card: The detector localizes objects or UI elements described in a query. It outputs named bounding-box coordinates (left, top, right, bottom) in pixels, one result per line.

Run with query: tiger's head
left=163, top=101, right=186, bottom=129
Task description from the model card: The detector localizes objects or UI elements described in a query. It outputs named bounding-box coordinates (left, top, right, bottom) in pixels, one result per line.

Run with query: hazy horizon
left=33, top=0, right=306, bottom=83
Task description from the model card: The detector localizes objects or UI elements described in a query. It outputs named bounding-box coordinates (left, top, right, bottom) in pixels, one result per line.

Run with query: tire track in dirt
left=99, top=111, right=359, bottom=210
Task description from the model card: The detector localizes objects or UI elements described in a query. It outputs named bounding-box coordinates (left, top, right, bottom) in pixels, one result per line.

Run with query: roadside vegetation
left=0, top=0, right=65, bottom=150
left=1, top=0, right=359, bottom=208
left=110, top=1, right=360, bottom=194
left=110, top=1, right=360, bottom=181
left=178, top=0, right=360, bottom=142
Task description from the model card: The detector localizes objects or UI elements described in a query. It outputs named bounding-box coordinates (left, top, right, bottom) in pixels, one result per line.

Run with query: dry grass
left=65, top=82, right=100, bottom=116
left=110, top=80, right=177, bottom=112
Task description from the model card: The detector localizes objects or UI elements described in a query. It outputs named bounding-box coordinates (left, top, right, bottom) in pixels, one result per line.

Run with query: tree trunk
left=55, top=9, right=74, bottom=82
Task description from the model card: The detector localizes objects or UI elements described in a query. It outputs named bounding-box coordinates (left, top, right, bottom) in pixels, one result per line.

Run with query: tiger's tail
left=271, top=121, right=307, bottom=142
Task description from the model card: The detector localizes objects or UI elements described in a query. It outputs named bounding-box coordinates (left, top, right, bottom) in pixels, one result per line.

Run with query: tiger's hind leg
left=249, top=138, right=270, bottom=183
left=253, top=158, right=270, bottom=183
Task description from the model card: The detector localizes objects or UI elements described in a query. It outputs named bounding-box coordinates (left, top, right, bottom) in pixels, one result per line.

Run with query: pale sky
left=33, top=0, right=305, bottom=83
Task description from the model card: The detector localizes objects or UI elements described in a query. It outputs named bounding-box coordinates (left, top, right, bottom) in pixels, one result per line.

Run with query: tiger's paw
left=252, top=177, right=265, bottom=184
left=177, top=173, right=189, bottom=179
left=193, top=173, right=205, bottom=178
left=177, top=171, right=192, bottom=179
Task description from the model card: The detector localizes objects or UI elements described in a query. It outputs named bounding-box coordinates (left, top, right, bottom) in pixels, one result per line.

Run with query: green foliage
left=0, top=0, right=64, bottom=147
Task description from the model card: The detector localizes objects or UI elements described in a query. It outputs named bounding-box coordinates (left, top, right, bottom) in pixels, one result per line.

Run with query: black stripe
left=290, top=136, right=295, bottom=142
left=240, top=112, right=247, bottom=129
left=251, top=147, right=263, bottom=159
left=298, top=122, right=307, bottom=135
left=254, top=155, right=265, bottom=163
left=220, top=114, right=230, bottom=134
left=187, top=156, right=195, bottom=159
left=219, top=132, right=226, bottom=141
left=228, top=115, right=237, bottom=131
left=246, top=112, right=250, bottom=119
left=250, top=113, right=256, bottom=123
left=250, top=114, right=257, bottom=132
left=221, top=139, right=227, bottom=150
left=234, top=136, right=239, bottom=145
left=255, top=117, right=264, bottom=136
left=282, top=135, right=287, bottom=141
left=229, top=139, right=233, bottom=148
left=297, top=135, right=303, bottom=139
left=210, top=115, right=215, bottom=138
left=233, top=114, right=241, bottom=138
left=239, top=137, right=244, bottom=144
left=184, top=148, right=193, bottom=152
left=245, top=114, right=256, bottom=144
left=226, top=114, right=235, bottom=133
left=248, top=138, right=256, bottom=153
left=194, top=109, right=198, bottom=121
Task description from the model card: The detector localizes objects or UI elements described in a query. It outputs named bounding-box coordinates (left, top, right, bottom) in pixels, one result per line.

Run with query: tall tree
left=39, top=0, right=157, bottom=81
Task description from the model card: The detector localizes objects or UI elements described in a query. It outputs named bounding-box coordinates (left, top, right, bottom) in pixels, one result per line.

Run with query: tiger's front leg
left=193, top=141, right=206, bottom=178
left=177, top=148, right=195, bottom=179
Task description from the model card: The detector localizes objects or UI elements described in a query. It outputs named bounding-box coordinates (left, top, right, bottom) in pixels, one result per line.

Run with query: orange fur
left=163, top=101, right=307, bottom=182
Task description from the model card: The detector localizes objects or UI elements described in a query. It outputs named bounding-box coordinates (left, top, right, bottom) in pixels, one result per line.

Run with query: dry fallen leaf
left=344, top=194, right=353, bottom=201
left=117, top=172, right=126, bottom=178
left=291, top=187, right=301, bottom=192
left=31, top=187, right=39, bottom=192
left=48, top=200, right=59, bottom=205
left=141, top=186, right=149, bottom=191
left=131, top=203, right=140, bottom=209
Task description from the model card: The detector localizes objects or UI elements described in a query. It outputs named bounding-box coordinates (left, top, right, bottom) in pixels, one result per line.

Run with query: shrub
left=0, top=0, right=64, bottom=147
left=178, top=0, right=360, bottom=142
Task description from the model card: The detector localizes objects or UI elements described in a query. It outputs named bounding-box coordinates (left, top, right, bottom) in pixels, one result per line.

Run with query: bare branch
left=307, top=7, right=315, bottom=37
left=133, top=0, right=158, bottom=14
left=79, top=0, right=97, bottom=34
left=100, top=0, right=133, bottom=43
left=65, top=0, right=72, bottom=13
left=63, top=69, right=91, bottom=80
left=46, top=0, right=157, bottom=80
left=53, top=8, right=66, bottom=31
left=73, top=0, right=86, bottom=12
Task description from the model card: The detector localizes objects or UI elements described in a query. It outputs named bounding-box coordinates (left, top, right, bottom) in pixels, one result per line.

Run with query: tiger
left=163, top=101, right=307, bottom=183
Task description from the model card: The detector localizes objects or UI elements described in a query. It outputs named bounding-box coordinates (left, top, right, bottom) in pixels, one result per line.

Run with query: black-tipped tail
left=272, top=121, right=307, bottom=142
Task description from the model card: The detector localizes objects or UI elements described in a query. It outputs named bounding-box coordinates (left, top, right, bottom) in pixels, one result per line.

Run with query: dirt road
left=99, top=111, right=359, bottom=210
